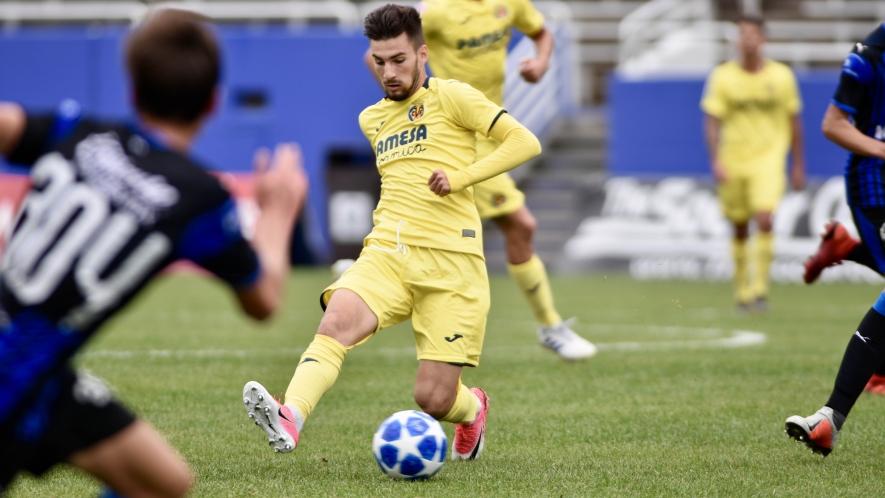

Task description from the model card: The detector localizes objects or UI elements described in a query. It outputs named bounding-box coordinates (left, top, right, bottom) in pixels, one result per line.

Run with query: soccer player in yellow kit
left=701, top=16, right=805, bottom=311
left=416, top=0, right=596, bottom=359
left=242, top=5, right=541, bottom=461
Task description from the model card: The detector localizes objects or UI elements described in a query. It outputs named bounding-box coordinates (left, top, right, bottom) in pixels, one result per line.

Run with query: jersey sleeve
left=177, top=196, right=261, bottom=288
left=6, top=99, right=83, bottom=166
left=512, top=0, right=545, bottom=37
left=440, top=81, right=507, bottom=138
left=700, top=67, right=728, bottom=118
left=832, top=48, right=873, bottom=115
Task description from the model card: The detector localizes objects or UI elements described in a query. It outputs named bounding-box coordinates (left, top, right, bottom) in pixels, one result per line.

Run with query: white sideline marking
left=595, top=330, right=766, bottom=352
left=82, top=327, right=765, bottom=359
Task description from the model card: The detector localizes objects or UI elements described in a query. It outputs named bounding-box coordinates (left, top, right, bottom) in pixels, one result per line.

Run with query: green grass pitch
left=8, top=270, right=885, bottom=496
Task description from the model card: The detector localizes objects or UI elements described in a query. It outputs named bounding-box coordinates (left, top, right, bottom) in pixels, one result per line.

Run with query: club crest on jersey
left=495, top=5, right=508, bottom=18
left=408, top=103, right=425, bottom=122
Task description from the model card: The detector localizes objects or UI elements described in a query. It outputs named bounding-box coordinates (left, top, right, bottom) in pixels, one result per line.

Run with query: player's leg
left=718, top=176, right=753, bottom=309
left=407, top=247, right=490, bottom=459
left=749, top=210, right=774, bottom=310
left=243, top=243, right=411, bottom=453
left=786, top=289, right=885, bottom=456
left=69, top=421, right=191, bottom=498
left=478, top=179, right=595, bottom=359
left=803, top=207, right=885, bottom=283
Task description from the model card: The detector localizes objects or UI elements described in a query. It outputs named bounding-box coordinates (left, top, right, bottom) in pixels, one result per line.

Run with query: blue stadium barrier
left=609, top=71, right=849, bottom=178
left=0, top=24, right=382, bottom=261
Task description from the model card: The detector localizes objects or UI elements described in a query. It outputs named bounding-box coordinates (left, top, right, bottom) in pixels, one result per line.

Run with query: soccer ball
left=372, top=410, right=447, bottom=479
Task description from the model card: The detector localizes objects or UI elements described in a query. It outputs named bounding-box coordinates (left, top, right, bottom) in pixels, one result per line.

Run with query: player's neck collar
left=127, top=118, right=174, bottom=154
left=423, top=77, right=431, bottom=89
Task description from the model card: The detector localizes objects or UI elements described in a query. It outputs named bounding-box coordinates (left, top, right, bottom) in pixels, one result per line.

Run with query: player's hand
left=519, top=57, right=549, bottom=83
left=254, top=143, right=309, bottom=220
left=791, top=159, right=806, bottom=191
left=711, top=159, right=728, bottom=184
left=428, top=170, right=451, bottom=197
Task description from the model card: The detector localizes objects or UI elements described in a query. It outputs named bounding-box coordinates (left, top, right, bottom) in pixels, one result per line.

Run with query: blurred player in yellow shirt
left=701, top=16, right=805, bottom=311
left=416, top=0, right=596, bottom=359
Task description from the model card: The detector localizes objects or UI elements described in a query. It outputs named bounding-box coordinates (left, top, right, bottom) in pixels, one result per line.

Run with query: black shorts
left=851, top=206, right=885, bottom=274
left=0, top=367, right=135, bottom=490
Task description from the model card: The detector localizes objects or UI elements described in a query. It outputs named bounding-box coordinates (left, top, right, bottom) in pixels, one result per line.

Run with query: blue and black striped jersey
left=0, top=101, right=261, bottom=425
left=833, top=24, right=885, bottom=207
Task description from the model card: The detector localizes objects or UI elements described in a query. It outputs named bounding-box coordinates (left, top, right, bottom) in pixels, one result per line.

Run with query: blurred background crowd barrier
left=0, top=0, right=880, bottom=280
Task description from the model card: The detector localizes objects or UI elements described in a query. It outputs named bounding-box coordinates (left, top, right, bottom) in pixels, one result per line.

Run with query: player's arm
left=235, top=145, right=308, bottom=320
left=822, top=104, right=885, bottom=159
left=789, top=114, right=806, bottom=190
left=0, top=102, right=26, bottom=157
left=703, top=114, right=727, bottom=183
left=519, top=27, right=554, bottom=83
left=429, top=112, right=541, bottom=196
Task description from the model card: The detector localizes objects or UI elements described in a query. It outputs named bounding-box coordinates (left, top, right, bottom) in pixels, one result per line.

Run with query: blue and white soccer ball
left=372, top=410, right=447, bottom=479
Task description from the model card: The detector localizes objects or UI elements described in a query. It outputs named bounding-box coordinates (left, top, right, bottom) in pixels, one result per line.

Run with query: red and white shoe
left=865, top=373, right=885, bottom=395
left=243, top=381, right=300, bottom=453
left=785, top=407, right=839, bottom=457
left=803, top=221, right=860, bottom=284
left=452, top=387, right=489, bottom=460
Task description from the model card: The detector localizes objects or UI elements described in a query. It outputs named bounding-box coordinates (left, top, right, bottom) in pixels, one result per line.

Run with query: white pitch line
left=82, top=328, right=765, bottom=359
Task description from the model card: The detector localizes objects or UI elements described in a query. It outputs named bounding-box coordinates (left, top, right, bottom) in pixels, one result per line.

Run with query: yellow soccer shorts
left=473, top=133, right=526, bottom=219
left=717, top=166, right=786, bottom=224
left=321, top=239, right=490, bottom=367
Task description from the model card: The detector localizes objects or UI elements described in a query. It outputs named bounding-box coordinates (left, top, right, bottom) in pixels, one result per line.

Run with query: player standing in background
left=0, top=9, right=307, bottom=496
left=701, top=16, right=805, bottom=312
left=786, top=23, right=885, bottom=455
left=243, top=5, right=541, bottom=461
left=417, top=0, right=596, bottom=360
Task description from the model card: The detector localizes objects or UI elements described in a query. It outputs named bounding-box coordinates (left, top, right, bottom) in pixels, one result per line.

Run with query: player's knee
left=756, top=213, right=773, bottom=232
left=317, top=312, right=348, bottom=341
left=161, top=464, right=192, bottom=498
left=414, top=386, right=455, bottom=419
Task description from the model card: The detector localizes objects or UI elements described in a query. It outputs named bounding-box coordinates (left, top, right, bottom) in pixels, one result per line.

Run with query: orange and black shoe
left=452, top=388, right=489, bottom=460
left=803, top=221, right=860, bottom=284
left=864, top=373, right=885, bottom=395
left=785, top=407, right=840, bottom=457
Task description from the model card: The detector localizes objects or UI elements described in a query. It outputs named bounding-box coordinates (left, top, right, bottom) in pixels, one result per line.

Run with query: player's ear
left=202, top=85, right=222, bottom=119
left=418, top=44, right=428, bottom=64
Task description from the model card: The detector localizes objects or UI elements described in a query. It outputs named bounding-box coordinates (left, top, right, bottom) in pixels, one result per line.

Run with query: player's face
left=738, top=22, right=765, bottom=58
left=370, top=33, right=428, bottom=102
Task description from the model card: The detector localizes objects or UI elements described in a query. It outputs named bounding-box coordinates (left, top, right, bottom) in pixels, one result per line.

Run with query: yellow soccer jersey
left=420, top=0, right=545, bottom=106
left=701, top=60, right=801, bottom=174
left=358, top=77, right=507, bottom=257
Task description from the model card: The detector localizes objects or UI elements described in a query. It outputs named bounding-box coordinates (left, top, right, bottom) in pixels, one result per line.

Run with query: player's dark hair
left=126, top=8, right=220, bottom=124
left=363, top=4, right=425, bottom=48
left=737, top=14, right=766, bottom=30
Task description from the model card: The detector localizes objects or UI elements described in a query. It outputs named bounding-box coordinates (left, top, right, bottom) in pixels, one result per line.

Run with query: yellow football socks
left=508, top=254, right=562, bottom=326
left=751, top=231, right=774, bottom=299
left=439, top=382, right=480, bottom=425
left=284, top=334, right=348, bottom=422
left=732, top=238, right=752, bottom=304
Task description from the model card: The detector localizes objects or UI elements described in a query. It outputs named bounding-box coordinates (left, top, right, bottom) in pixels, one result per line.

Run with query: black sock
left=826, top=299, right=885, bottom=419
left=831, top=410, right=846, bottom=431
left=845, top=243, right=880, bottom=274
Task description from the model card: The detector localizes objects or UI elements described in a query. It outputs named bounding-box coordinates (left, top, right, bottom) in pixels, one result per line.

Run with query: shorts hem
left=417, top=353, right=479, bottom=368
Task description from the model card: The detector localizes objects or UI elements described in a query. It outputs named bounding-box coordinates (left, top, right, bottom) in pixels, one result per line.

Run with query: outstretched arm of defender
left=0, top=102, right=26, bottom=157
left=236, top=144, right=308, bottom=320
left=430, top=113, right=541, bottom=197
left=822, top=104, right=885, bottom=160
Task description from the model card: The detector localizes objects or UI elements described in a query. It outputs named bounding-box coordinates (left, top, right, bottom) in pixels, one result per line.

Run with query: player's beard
left=384, top=61, right=421, bottom=102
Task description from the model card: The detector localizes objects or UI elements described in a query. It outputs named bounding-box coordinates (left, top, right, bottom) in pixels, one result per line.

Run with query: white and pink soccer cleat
left=452, top=387, right=489, bottom=460
left=243, top=381, right=300, bottom=453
